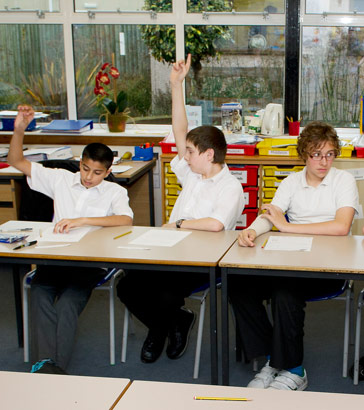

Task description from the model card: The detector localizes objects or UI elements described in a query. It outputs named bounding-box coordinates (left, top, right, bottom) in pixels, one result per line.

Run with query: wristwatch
left=176, top=219, right=185, bottom=229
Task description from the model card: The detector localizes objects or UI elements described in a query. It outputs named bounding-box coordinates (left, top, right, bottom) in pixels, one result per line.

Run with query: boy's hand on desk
left=54, top=218, right=85, bottom=234
left=15, top=105, right=34, bottom=132
left=238, top=229, right=257, bottom=247
left=260, top=204, right=288, bottom=232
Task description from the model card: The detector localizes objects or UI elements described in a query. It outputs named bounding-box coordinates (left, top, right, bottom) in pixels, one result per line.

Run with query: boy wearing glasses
left=229, top=121, right=359, bottom=391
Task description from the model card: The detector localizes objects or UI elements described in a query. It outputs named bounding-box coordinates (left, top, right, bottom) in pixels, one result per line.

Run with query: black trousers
left=228, top=274, right=344, bottom=370
left=117, top=269, right=209, bottom=335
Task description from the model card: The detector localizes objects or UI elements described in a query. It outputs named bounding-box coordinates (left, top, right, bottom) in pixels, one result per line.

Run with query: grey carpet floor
left=0, top=265, right=363, bottom=394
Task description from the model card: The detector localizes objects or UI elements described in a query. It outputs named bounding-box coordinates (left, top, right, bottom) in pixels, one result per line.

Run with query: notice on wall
left=119, top=32, right=125, bottom=56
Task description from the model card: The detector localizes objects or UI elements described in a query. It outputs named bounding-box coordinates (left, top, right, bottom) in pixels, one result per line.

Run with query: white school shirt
left=271, top=166, right=359, bottom=224
left=169, top=156, right=245, bottom=230
left=27, top=162, right=133, bottom=223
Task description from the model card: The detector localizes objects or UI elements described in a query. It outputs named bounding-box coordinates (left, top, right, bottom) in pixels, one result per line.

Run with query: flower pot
left=107, top=113, right=127, bottom=133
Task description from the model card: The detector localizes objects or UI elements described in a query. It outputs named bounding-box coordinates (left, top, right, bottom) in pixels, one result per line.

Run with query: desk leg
left=209, top=266, right=218, bottom=385
left=148, top=168, right=155, bottom=226
left=12, top=265, right=23, bottom=347
left=221, top=267, right=229, bottom=385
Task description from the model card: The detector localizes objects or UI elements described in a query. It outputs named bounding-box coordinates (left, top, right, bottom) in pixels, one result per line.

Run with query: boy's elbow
left=335, top=223, right=351, bottom=236
left=211, top=220, right=224, bottom=232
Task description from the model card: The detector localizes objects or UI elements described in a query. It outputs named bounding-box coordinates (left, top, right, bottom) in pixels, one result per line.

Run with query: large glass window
left=0, top=24, right=67, bottom=118
left=187, top=0, right=284, bottom=13
left=185, top=25, right=285, bottom=124
left=306, top=0, right=364, bottom=14
left=73, top=24, right=173, bottom=123
left=75, top=0, right=172, bottom=13
left=0, top=1, right=60, bottom=12
left=301, top=26, right=364, bottom=127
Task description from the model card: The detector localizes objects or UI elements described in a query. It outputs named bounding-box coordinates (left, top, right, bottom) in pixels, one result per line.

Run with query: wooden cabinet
left=0, top=177, right=21, bottom=224
left=161, top=154, right=364, bottom=235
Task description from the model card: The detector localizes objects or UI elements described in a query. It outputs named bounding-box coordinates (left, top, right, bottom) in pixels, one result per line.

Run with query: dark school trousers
left=30, top=265, right=105, bottom=370
left=117, top=269, right=209, bottom=335
left=228, top=274, right=345, bottom=370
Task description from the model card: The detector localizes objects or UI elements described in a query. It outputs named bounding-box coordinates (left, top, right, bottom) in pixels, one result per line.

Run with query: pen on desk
left=261, top=238, right=268, bottom=249
left=194, top=396, right=251, bottom=402
left=0, top=228, right=33, bottom=232
left=13, top=240, right=37, bottom=250
left=113, top=230, right=132, bottom=240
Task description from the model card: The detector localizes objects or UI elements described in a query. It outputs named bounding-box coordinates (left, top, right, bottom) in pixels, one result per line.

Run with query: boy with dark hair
left=8, top=106, right=133, bottom=373
left=230, top=121, right=359, bottom=391
left=117, top=54, right=245, bottom=364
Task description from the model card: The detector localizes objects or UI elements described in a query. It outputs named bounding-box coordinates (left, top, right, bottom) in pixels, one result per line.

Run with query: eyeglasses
left=309, top=151, right=336, bottom=161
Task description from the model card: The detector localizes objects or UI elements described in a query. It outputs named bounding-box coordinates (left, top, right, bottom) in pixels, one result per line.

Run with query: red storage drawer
left=236, top=208, right=259, bottom=230
left=243, top=186, right=259, bottom=208
left=229, top=165, right=259, bottom=187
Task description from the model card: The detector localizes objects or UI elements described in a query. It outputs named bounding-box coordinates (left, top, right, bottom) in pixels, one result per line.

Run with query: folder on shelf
left=23, top=146, right=73, bottom=162
left=41, top=120, right=93, bottom=134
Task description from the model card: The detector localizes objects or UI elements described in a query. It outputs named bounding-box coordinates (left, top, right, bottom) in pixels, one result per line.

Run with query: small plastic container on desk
left=133, top=146, right=154, bottom=161
left=355, top=147, right=364, bottom=158
left=160, top=141, right=178, bottom=154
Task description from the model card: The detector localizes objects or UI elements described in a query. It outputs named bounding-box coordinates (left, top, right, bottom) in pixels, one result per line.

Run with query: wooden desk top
left=113, top=380, right=364, bottom=410
left=219, top=232, right=364, bottom=274
left=0, top=371, right=130, bottom=410
left=0, top=225, right=238, bottom=267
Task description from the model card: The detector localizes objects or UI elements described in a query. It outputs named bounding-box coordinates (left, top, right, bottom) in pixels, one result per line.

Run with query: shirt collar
left=301, top=166, right=334, bottom=188
left=197, top=163, right=227, bottom=183
left=71, top=172, right=104, bottom=193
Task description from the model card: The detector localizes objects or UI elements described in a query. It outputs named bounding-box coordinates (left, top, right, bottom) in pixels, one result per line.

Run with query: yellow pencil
left=261, top=238, right=268, bottom=249
left=113, top=230, right=132, bottom=240
left=194, top=396, right=251, bottom=401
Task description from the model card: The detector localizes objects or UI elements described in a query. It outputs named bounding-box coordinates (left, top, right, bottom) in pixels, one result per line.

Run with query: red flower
left=109, top=66, right=120, bottom=79
left=99, top=72, right=110, bottom=85
left=98, top=87, right=108, bottom=96
left=101, top=62, right=109, bottom=70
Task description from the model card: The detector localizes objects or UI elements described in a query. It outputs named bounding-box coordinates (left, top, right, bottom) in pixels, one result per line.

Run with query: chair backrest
left=18, top=159, right=118, bottom=222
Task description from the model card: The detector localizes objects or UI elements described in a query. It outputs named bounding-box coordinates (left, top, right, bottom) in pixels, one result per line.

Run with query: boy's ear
left=206, top=148, right=215, bottom=162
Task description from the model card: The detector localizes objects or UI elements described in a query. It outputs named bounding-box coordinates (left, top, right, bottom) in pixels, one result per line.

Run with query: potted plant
left=94, top=53, right=132, bottom=132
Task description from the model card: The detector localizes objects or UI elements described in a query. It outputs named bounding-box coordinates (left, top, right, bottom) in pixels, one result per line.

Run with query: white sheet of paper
left=264, top=236, right=313, bottom=252
left=111, top=165, right=132, bottom=173
left=39, top=225, right=97, bottom=243
left=0, top=220, right=51, bottom=242
left=129, top=229, right=191, bottom=247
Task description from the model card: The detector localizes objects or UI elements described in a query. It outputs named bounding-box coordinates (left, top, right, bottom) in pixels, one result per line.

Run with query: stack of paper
left=23, top=146, right=73, bottom=162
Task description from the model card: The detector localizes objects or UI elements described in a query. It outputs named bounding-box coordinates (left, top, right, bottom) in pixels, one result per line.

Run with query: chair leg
left=121, top=307, right=129, bottom=363
left=109, top=286, right=115, bottom=365
left=354, top=289, right=364, bottom=385
left=23, top=286, right=30, bottom=363
left=193, top=294, right=206, bottom=379
left=350, top=282, right=355, bottom=345
left=343, top=286, right=351, bottom=377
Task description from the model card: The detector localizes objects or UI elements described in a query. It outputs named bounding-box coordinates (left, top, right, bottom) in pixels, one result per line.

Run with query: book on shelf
left=23, top=146, right=73, bottom=162
left=41, top=120, right=93, bottom=134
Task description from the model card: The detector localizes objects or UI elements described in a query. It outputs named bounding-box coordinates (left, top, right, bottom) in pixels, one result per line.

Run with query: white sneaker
left=267, top=369, right=308, bottom=391
left=247, top=361, right=279, bottom=389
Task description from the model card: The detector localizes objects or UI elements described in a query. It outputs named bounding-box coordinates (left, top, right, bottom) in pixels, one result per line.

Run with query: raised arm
left=7, top=105, right=33, bottom=177
left=170, top=54, right=191, bottom=159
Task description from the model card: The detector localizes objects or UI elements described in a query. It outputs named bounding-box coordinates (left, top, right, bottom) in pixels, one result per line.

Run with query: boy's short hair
left=82, top=143, right=114, bottom=170
left=186, top=125, right=227, bottom=164
left=297, top=121, right=340, bottom=161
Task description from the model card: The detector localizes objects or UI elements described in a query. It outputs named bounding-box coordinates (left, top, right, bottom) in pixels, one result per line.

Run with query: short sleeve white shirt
left=271, top=166, right=359, bottom=224
left=169, top=156, right=245, bottom=230
left=27, top=162, right=133, bottom=223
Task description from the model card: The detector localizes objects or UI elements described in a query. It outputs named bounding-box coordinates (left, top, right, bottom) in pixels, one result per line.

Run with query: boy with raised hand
left=229, top=121, right=359, bottom=391
left=117, top=54, right=245, bottom=364
left=8, top=105, right=133, bottom=374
